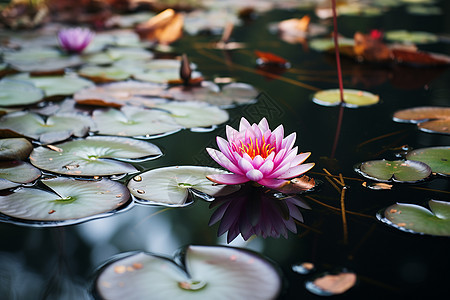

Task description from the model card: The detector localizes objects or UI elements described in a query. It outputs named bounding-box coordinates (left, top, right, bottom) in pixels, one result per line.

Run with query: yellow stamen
left=236, top=137, right=275, bottom=159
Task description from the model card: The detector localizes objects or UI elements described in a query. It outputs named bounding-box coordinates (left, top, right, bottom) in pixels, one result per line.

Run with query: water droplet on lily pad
left=93, top=245, right=282, bottom=300
left=313, top=89, right=380, bottom=108
left=355, top=159, right=432, bottom=182
left=378, top=200, right=450, bottom=236
left=128, top=166, right=240, bottom=207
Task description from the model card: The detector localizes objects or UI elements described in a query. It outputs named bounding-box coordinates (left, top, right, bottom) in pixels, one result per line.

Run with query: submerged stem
left=331, top=0, right=345, bottom=103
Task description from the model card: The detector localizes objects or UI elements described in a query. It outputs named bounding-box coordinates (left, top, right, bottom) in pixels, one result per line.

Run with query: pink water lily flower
left=206, top=117, right=314, bottom=188
left=58, top=27, right=94, bottom=54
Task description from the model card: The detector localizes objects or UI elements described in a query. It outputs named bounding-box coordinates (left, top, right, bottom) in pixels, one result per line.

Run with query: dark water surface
left=1, top=3, right=450, bottom=300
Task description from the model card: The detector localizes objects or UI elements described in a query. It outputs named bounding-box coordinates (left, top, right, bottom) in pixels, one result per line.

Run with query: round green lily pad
left=380, top=200, right=450, bottom=236
left=78, top=65, right=132, bottom=82
left=3, top=48, right=83, bottom=72
left=155, top=102, right=229, bottom=129
left=0, top=79, right=44, bottom=107
left=7, top=73, right=94, bottom=97
left=94, top=245, right=282, bottom=300
left=0, top=111, right=93, bottom=144
left=406, top=147, right=450, bottom=176
left=313, top=89, right=380, bottom=107
left=134, top=69, right=202, bottom=84
left=0, top=177, right=131, bottom=225
left=0, top=161, right=41, bottom=190
left=355, top=159, right=432, bottom=182
left=385, top=30, right=438, bottom=44
left=220, top=83, right=259, bottom=106
left=128, top=166, right=240, bottom=207
left=30, top=136, right=162, bottom=176
left=91, top=106, right=183, bottom=137
left=0, top=138, right=33, bottom=161
left=84, top=47, right=154, bottom=65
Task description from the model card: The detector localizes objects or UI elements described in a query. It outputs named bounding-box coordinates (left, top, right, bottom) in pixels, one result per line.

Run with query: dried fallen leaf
left=276, top=175, right=316, bottom=194
left=255, top=50, right=290, bottom=67
left=136, top=8, right=183, bottom=45
left=313, top=272, right=357, bottom=295
left=354, top=32, right=393, bottom=62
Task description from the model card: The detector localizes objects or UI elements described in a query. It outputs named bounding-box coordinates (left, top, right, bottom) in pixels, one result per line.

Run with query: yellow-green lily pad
left=313, top=89, right=380, bottom=108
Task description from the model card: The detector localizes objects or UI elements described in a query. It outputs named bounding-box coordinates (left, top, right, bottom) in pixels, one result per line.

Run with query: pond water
left=0, top=1, right=449, bottom=299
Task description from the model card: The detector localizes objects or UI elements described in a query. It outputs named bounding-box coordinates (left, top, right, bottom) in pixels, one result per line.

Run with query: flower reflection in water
left=209, top=183, right=311, bottom=243
left=57, top=27, right=94, bottom=54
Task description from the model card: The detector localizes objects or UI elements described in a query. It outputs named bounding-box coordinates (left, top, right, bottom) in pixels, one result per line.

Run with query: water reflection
left=209, top=183, right=311, bottom=243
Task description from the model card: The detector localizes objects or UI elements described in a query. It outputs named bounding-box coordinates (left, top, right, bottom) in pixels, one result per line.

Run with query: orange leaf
left=392, top=48, right=450, bottom=66
left=255, top=50, right=289, bottom=66
left=313, top=272, right=357, bottom=295
left=136, top=8, right=183, bottom=45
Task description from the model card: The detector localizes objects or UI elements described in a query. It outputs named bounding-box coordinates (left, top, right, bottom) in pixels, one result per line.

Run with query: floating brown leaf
left=312, top=272, right=357, bottom=295
left=136, top=8, right=183, bottom=45
left=278, top=15, right=310, bottom=34
left=393, top=107, right=450, bottom=123
left=393, top=106, right=450, bottom=135
left=392, top=47, right=450, bottom=66
left=276, top=176, right=316, bottom=194
left=255, top=50, right=290, bottom=67
left=354, top=32, right=393, bottom=63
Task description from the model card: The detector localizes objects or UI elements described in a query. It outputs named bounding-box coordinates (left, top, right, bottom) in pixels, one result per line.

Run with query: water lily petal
left=246, top=169, right=264, bottom=181
left=282, top=132, right=296, bottom=152
left=271, top=124, right=284, bottom=150
left=291, top=152, right=311, bottom=166
left=252, top=155, right=265, bottom=168
left=238, top=156, right=255, bottom=173
left=278, top=163, right=315, bottom=179
left=258, top=159, right=275, bottom=175
left=206, top=173, right=248, bottom=185
left=217, top=137, right=235, bottom=162
left=206, top=148, right=243, bottom=175
left=226, top=124, right=239, bottom=142
left=257, top=178, right=288, bottom=188
left=239, top=117, right=251, bottom=132
left=258, top=118, right=269, bottom=132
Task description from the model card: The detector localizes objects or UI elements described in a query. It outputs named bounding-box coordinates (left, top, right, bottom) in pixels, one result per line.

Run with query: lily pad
left=0, top=138, right=33, bottom=161
left=84, top=47, right=154, bottom=65
left=385, top=30, right=438, bottom=44
left=155, top=102, right=229, bottom=129
left=393, top=107, right=450, bottom=123
left=313, top=89, right=380, bottom=108
left=94, top=245, right=282, bottom=300
left=0, top=161, right=41, bottom=190
left=134, top=68, right=203, bottom=84
left=30, top=136, right=162, bottom=176
left=128, top=166, right=240, bottom=207
left=0, top=177, right=131, bottom=225
left=7, top=73, right=94, bottom=97
left=406, top=147, right=450, bottom=176
left=380, top=200, right=450, bottom=236
left=393, top=107, right=450, bottom=134
left=78, top=65, right=132, bottom=83
left=91, top=106, right=183, bottom=137
left=74, top=81, right=166, bottom=108
left=0, top=79, right=44, bottom=107
left=309, top=37, right=355, bottom=52
left=0, top=111, right=93, bottom=144
left=3, top=48, right=83, bottom=72
left=355, top=159, right=432, bottom=182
